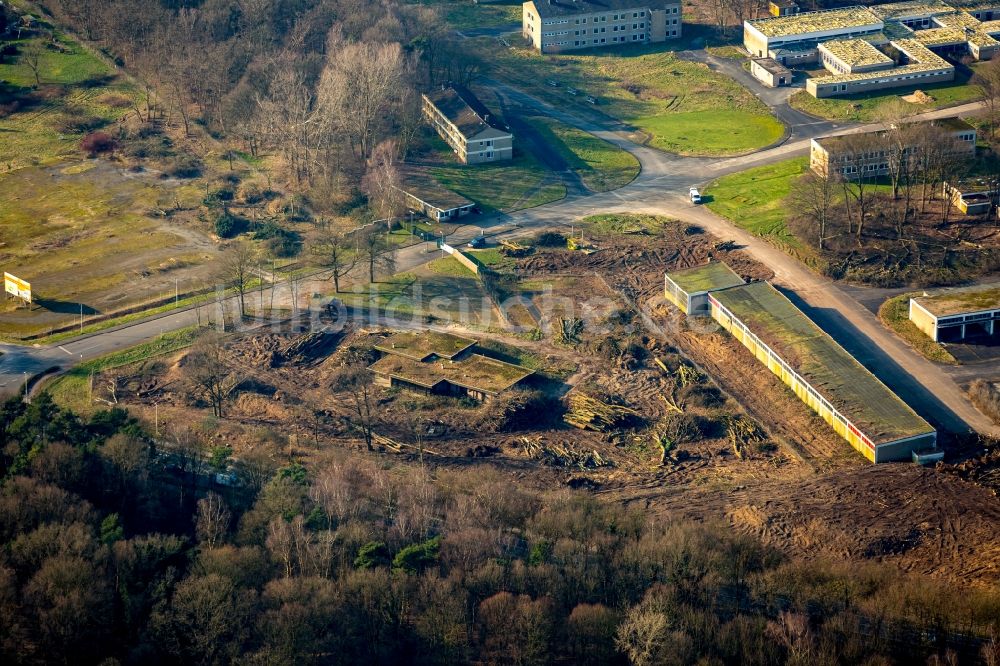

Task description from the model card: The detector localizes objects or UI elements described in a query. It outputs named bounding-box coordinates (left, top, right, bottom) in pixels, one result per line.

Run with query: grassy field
left=47, top=325, right=202, bottom=413
left=789, top=64, right=984, bottom=122
left=0, top=31, right=229, bottom=338
left=878, top=294, right=959, bottom=365
left=339, top=268, right=496, bottom=326
left=705, top=157, right=810, bottom=248
left=408, top=0, right=521, bottom=30
left=523, top=116, right=639, bottom=191
left=426, top=151, right=565, bottom=213
left=478, top=38, right=784, bottom=156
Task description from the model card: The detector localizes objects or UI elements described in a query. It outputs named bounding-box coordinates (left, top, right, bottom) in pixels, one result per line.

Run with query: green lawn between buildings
left=477, top=37, right=784, bottom=156
left=521, top=115, right=640, bottom=191
left=704, top=157, right=810, bottom=249
left=425, top=150, right=566, bottom=214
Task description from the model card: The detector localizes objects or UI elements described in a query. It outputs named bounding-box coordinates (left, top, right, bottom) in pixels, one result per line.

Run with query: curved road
left=1, top=57, right=997, bottom=438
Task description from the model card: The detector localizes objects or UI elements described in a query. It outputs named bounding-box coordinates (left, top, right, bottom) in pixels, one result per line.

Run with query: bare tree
left=317, top=39, right=406, bottom=159
left=21, top=40, right=44, bottom=87
left=789, top=170, right=840, bottom=250
left=312, top=227, right=357, bottom=293
left=195, top=492, right=231, bottom=548
left=361, top=228, right=396, bottom=283
left=223, top=241, right=256, bottom=319
left=333, top=365, right=377, bottom=451
left=363, top=139, right=405, bottom=223
left=836, top=134, right=880, bottom=240
left=185, top=334, right=242, bottom=418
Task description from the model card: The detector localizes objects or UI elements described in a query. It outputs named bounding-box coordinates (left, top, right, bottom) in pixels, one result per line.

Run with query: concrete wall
left=908, top=299, right=939, bottom=341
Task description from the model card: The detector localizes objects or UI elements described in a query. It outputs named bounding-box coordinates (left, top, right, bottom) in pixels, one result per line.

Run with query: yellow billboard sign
left=4, top=272, right=31, bottom=303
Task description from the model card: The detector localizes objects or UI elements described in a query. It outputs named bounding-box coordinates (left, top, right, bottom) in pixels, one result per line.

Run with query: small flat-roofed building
left=664, top=262, right=745, bottom=316
left=522, top=0, right=682, bottom=54
left=769, top=0, right=800, bottom=17
left=750, top=57, right=793, bottom=86
left=422, top=85, right=513, bottom=164
left=943, top=179, right=997, bottom=214
left=397, top=168, right=475, bottom=222
left=709, top=282, right=937, bottom=462
left=909, top=284, right=1000, bottom=342
left=369, top=330, right=534, bottom=400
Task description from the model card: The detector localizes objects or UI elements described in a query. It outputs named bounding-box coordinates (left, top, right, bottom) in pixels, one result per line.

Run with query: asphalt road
left=2, top=58, right=997, bottom=438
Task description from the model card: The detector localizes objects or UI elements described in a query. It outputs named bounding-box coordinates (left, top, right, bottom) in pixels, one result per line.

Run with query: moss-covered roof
left=369, top=353, right=533, bottom=395
left=912, top=283, right=1000, bottom=317
left=374, top=330, right=477, bottom=361
left=666, top=262, right=745, bottom=295
left=819, top=38, right=894, bottom=68
left=712, top=282, right=933, bottom=445
left=747, top=6, right=882, bottom=38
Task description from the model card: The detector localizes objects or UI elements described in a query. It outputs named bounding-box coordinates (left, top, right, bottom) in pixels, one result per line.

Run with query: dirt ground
left=97, top=218, right=1000, bottom=588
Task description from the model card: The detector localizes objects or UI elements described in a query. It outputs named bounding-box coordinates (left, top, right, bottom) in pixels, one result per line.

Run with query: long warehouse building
left=665, top=264, right=938, bottom=463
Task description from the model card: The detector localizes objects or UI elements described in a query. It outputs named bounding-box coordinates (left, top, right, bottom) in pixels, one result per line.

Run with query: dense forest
left=28, top=0, right=481, bottom=200
left=2, top=393, right=1000, bottom=664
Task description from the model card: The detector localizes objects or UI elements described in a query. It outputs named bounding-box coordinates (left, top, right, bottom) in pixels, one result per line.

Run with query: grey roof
left=424, top=85, right=509, bottom=140
left=529, top=0, right=680, bottom=20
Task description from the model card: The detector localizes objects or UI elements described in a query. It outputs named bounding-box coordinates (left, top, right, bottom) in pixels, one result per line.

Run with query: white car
left=689, top=187, right=702, bottom=204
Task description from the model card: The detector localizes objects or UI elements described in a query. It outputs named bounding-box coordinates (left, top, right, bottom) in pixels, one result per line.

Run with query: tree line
left=3, top=394, right=1000, bottom=664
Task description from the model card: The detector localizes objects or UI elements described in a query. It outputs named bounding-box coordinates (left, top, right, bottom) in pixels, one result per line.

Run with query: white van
left=689, top=187, right=702, bottom=204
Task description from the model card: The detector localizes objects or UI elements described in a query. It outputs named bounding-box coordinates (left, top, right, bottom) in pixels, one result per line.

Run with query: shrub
left=254, top=221, right=301, bottom=258
left=203, top=187, right=235, bottom=206
left=167, top=154, right=203, bottom=178
left=392, top=536, right=441, bottom=574
left=679, top=384, right=726, bottom=409
left=80, top=132, right=117, bottom=156
left=481, top=389, right=562, bottom=432
left=214, top=212, right=248, bottom=239
left=354, top=541, right=390, bottom=569
left=969, top=379, right=1000, bottom=425
left=535, top=231, right=567, bottom=247
left=123, top=136, right=174, bottom=159
left=331, top=190, right=368, bottom=215
left=57, top=111, right=106, bottom=134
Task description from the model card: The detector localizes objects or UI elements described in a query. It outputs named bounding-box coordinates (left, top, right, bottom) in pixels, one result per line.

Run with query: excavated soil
left=102, top=223, right=1000, bottom=587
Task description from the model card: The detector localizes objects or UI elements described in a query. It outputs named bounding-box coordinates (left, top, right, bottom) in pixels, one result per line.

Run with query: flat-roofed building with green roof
left=909, top=283, right=1000, bottom=342
left=370, top=330, right=533, bottom=400
left=664, top=262, right=745, bottom=316
left=708, top=281, right=936, bottom=463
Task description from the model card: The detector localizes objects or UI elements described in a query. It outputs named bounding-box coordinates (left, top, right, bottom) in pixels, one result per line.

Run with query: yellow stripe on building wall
left=710, top=300, right=877, bottom=462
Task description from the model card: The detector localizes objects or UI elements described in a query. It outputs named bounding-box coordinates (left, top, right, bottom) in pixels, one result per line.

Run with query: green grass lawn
left=426, top=150, right=565, bottom=213
left=408, top=0, right=521, bottom=31
left=478, top=37, right=784, bottom=156
left=522, top=115, right=639, bottom=191
left=705, top=157, right=809, bottom=247
left=878, top=294, right=958, bottom=365
left=789, top=64, right=984, bottom=122
left=47, top=325, right=202, bottom=413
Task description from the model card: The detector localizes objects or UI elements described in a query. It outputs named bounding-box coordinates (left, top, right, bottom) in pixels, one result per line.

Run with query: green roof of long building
left=711, top=281, right=934, bottom=445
